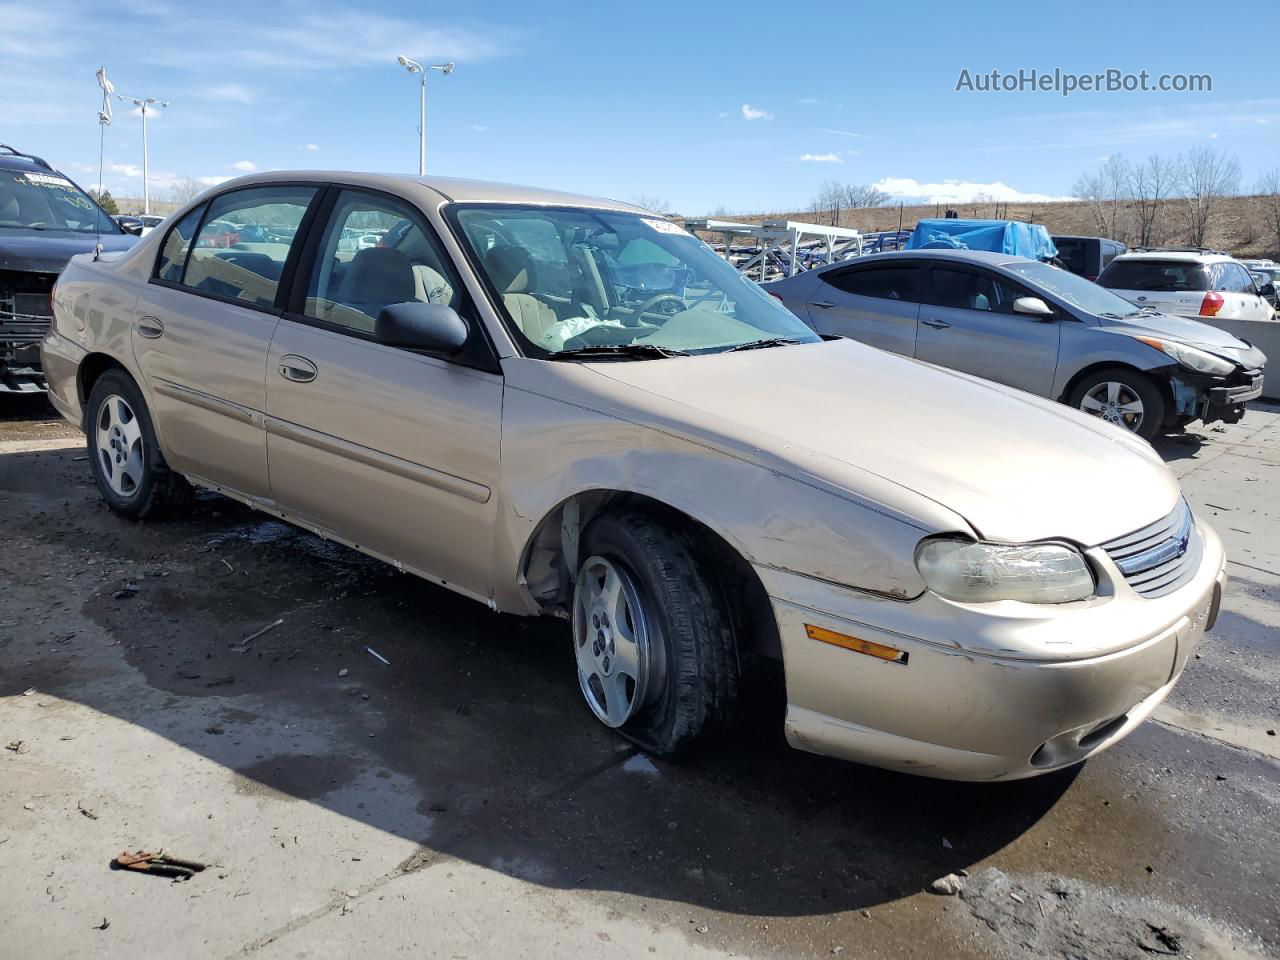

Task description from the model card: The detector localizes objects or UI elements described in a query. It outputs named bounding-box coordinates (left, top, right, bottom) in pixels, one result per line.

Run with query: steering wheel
left=624, top=293, right=685, bottom=327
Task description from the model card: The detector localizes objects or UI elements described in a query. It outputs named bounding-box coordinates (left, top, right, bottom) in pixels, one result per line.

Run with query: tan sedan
left=42, top=172, right=1226, bottom=780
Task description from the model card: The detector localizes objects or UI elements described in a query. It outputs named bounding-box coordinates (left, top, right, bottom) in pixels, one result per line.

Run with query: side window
left=154, top=204, right=205, bottom=282
left=180, top=186, right=316, bottom=307
left=304, top=189, right=463, bottom=334
left=823, top=264, right=918, bottom=302
left=923, top=267, right=1026, bottom=313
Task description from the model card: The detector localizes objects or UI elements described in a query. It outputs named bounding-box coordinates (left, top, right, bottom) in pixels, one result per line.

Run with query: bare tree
left=165, top=176, right=207, bottom=205
left=811, top=180, right=844, bottom=226
left=1176, top=146, right=1240, bottom=247
left=629, top=193, right=672, bottom=215
left=1072, top=155, right=1129, bottom=240
left=1256, top=168, right=1280, bottom=256
left=842, top=183, right=890, bottom=210
left=1128, top=154, right=1172, bottom=248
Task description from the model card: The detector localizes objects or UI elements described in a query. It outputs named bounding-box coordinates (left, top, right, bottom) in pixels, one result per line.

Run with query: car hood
left=585, top=338, right=1179, bottom=546
left=0, top=231, right=135, bottom=274
left=1106, top=311, right=1267, bottom=368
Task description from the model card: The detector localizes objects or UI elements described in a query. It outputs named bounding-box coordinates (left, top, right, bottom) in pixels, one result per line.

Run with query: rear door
left=914, top=263, right=1061, bottom=396
left=133, top=185, right=319, bottom=502
left=264, top=186, right=503, bottom=601
left=805, top=260, right=922, bottom=355
left=1216, top=261, right=1271, bottom=321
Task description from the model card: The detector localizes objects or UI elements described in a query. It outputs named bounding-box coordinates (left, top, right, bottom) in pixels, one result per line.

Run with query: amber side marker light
left=804, top=624, right=909, bottom=665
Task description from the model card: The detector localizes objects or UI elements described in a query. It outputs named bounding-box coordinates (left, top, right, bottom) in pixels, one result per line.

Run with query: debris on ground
left=112, top=850, right=207, bottom=881
left=93, top=917, right=109, bottom=930
left=77, top=800, right=98, bottom=820
left=338, top=668, right=349, bottom=677
left=929, top=872, right=966, bottom=895
left=204, top=676, right=234, bottom=688
left=5, top=740, right=27, bottom=754
left=365, top=646, right=390, bottom=665
left=112, top=584, right=138, bottom=600
left=205, top=725, right=224, bottom=735
left=22, top=688, right=35, bottom=697
left=232, top=617, right=283, bottom=653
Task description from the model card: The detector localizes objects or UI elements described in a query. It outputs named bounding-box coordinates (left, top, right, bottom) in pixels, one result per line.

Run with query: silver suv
left=766, top=249, right=1267, bottom=440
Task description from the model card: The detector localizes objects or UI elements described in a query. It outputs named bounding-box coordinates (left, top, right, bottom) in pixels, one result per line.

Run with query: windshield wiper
left=723, top=337, right=809, bottom=352
left=549, top=343, right=690, bottom=361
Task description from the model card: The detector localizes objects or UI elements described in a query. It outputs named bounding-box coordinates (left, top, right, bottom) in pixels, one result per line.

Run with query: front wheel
left=1067, top=368, right=1166, bottom=441
left=572, top=511, right=739, bottom=758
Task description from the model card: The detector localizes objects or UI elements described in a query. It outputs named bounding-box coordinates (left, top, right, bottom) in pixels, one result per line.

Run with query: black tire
left=1066, top=367, right=1167, bottom=442
left=574, top=510, right=739, bottom=758
left=85, top=368, right=191, bottom=520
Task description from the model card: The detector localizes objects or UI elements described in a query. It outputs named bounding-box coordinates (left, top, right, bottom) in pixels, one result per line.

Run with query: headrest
left=342, top=247, right=416, bottom=304
left=484, top=245, right=535, bottom=294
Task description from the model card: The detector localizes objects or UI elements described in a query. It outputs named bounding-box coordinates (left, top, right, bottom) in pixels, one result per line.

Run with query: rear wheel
left=572, top=510, right=739, bottom=758
left=86, top=369, right=191, bottom=519
left=1068, top=367, right=1166, bottom=441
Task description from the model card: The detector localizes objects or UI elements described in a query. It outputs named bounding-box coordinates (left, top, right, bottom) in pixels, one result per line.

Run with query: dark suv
left=1, top=145, right=135, bottom=392
left=1051, top=235, right=1127, bottom=282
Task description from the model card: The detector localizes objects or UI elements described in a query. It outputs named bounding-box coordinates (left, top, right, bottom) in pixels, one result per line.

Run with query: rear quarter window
left=1097, top=260, right=1210, bottom=292
left=154, top=205, right=205, bottom=283
left=821, top=263, right=918, bottom=301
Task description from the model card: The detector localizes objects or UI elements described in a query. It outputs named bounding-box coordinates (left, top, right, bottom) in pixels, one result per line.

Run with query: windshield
left=1002, top=259, right=1148, bottom=317
left=450, top=205, right=820, bottom=356
left=0, top=170, right=120, bottom=234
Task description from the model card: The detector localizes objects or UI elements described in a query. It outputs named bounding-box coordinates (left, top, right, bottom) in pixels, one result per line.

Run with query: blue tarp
left=904, top=219, right=1058, bottom=260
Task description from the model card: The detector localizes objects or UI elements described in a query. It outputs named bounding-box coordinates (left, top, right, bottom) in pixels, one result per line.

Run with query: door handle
left=921, top=317, right=952, bottom=329
left=809, top=300, right=837, bottom=309
left=137, top=316, right=164, bottom=339
left=278, top=355, right=317, bottom=383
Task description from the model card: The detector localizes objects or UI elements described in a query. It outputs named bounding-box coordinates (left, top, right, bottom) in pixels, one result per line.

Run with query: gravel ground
left=1, top=394, right=1277, bottom=959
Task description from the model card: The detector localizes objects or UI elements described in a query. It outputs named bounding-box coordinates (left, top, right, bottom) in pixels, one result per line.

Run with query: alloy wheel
left=1079, top=381, right=1144, bottom=432
left=95, top=394, right=145, bottom=498
left=572, top=555, right=655, bottom=727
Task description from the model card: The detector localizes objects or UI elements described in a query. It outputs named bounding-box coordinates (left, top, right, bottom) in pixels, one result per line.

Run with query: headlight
left=1136, top=337, right=1235, bottom=376
left=916, top=538, right=1095, bottom=604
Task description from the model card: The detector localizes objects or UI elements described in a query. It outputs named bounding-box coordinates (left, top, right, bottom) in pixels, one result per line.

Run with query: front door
left=132, top=185, right=319, bottom=501
left=264, top=187, right=503, bottom=600
left=914, top=263, right=1061, bottom=396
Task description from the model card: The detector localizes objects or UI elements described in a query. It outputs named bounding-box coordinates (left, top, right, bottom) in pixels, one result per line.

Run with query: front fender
left=493, top=364, right=967, bottom=614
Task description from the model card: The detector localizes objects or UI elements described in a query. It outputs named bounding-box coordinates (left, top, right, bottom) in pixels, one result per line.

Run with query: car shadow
left=0, top=393, right=58, bottom=423
left=1, top=449, right=1076, bottom=918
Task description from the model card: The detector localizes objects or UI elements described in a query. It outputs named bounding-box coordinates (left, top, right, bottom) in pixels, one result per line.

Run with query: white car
left=1098, top=250, right=1275, bottom=322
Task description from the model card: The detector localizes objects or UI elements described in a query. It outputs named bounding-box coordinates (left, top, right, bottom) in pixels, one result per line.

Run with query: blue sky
left=2, top=0, right=1275, bottom=214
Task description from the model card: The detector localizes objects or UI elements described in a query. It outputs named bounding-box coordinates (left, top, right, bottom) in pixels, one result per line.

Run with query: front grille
left=1100, top=500, right=1200, bottom=598
left=0, top=270, right=56, bottom=345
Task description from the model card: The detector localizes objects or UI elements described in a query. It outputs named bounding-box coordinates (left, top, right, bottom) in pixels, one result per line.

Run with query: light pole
left=395, top=56, right=453, bottom=175
left=116, top=93, right=168, bottom=215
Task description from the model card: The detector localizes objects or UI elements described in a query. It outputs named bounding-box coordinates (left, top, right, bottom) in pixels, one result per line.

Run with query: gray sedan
left=765, top=249, right=1267, bottom=440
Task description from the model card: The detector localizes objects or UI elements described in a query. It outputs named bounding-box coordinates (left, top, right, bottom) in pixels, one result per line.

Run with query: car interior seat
left=337, top=247, right=417, bottom=329
left=484, top=245, right=558, bottom=341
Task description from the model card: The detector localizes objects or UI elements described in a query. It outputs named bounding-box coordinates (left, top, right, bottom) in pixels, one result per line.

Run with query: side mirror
left=1259, top=282, right=1276, bottom=299
left=120, top=221, right=143, bottom=236
left=375, top=301, right=468, bottom=357
left=1012, top=295, right=1054, bottom=318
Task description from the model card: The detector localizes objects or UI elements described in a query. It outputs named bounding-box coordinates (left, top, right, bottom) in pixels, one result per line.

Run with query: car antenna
left=93, top=65, right=114, bottom=261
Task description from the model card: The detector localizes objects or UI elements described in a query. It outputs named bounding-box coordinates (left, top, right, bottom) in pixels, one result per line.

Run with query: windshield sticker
left=641, top=218, right=688, bottom=237
left=18, top=172, right=78, bottom=190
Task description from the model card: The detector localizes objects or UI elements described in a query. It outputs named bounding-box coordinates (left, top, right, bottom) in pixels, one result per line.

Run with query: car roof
left=1110, top=251, right=1231, bottom=263
left=0, top=153, right=50, bottom=174
left=813, top=248, right=1032, bottom=273
left=216, top=170, right=648, bottom=214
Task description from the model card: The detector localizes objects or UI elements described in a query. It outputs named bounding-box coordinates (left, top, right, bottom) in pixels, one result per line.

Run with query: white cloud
left=198, top=175, right=233, bottom=186
left=231, top=160, right=257, bottom=172
left=470, top=123, right=487, bottom=132
left=303, top=143, right=320, bottom=151
left=799, top=152, right=843, bottom=163
left=871, top=177, right=1070, bottom=204
left=241, top=14, right=512, bottom=68
left=204, top=83, right=255, bottom=104
left=108, top=162, right=143, bottom=178
left=716, top=111, right=729, bottom=119
left=797, top=97, right=820, bottom=105
left=818, top=128, right=868, bottom=138
left=741, top=103, right=773, bottom=121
